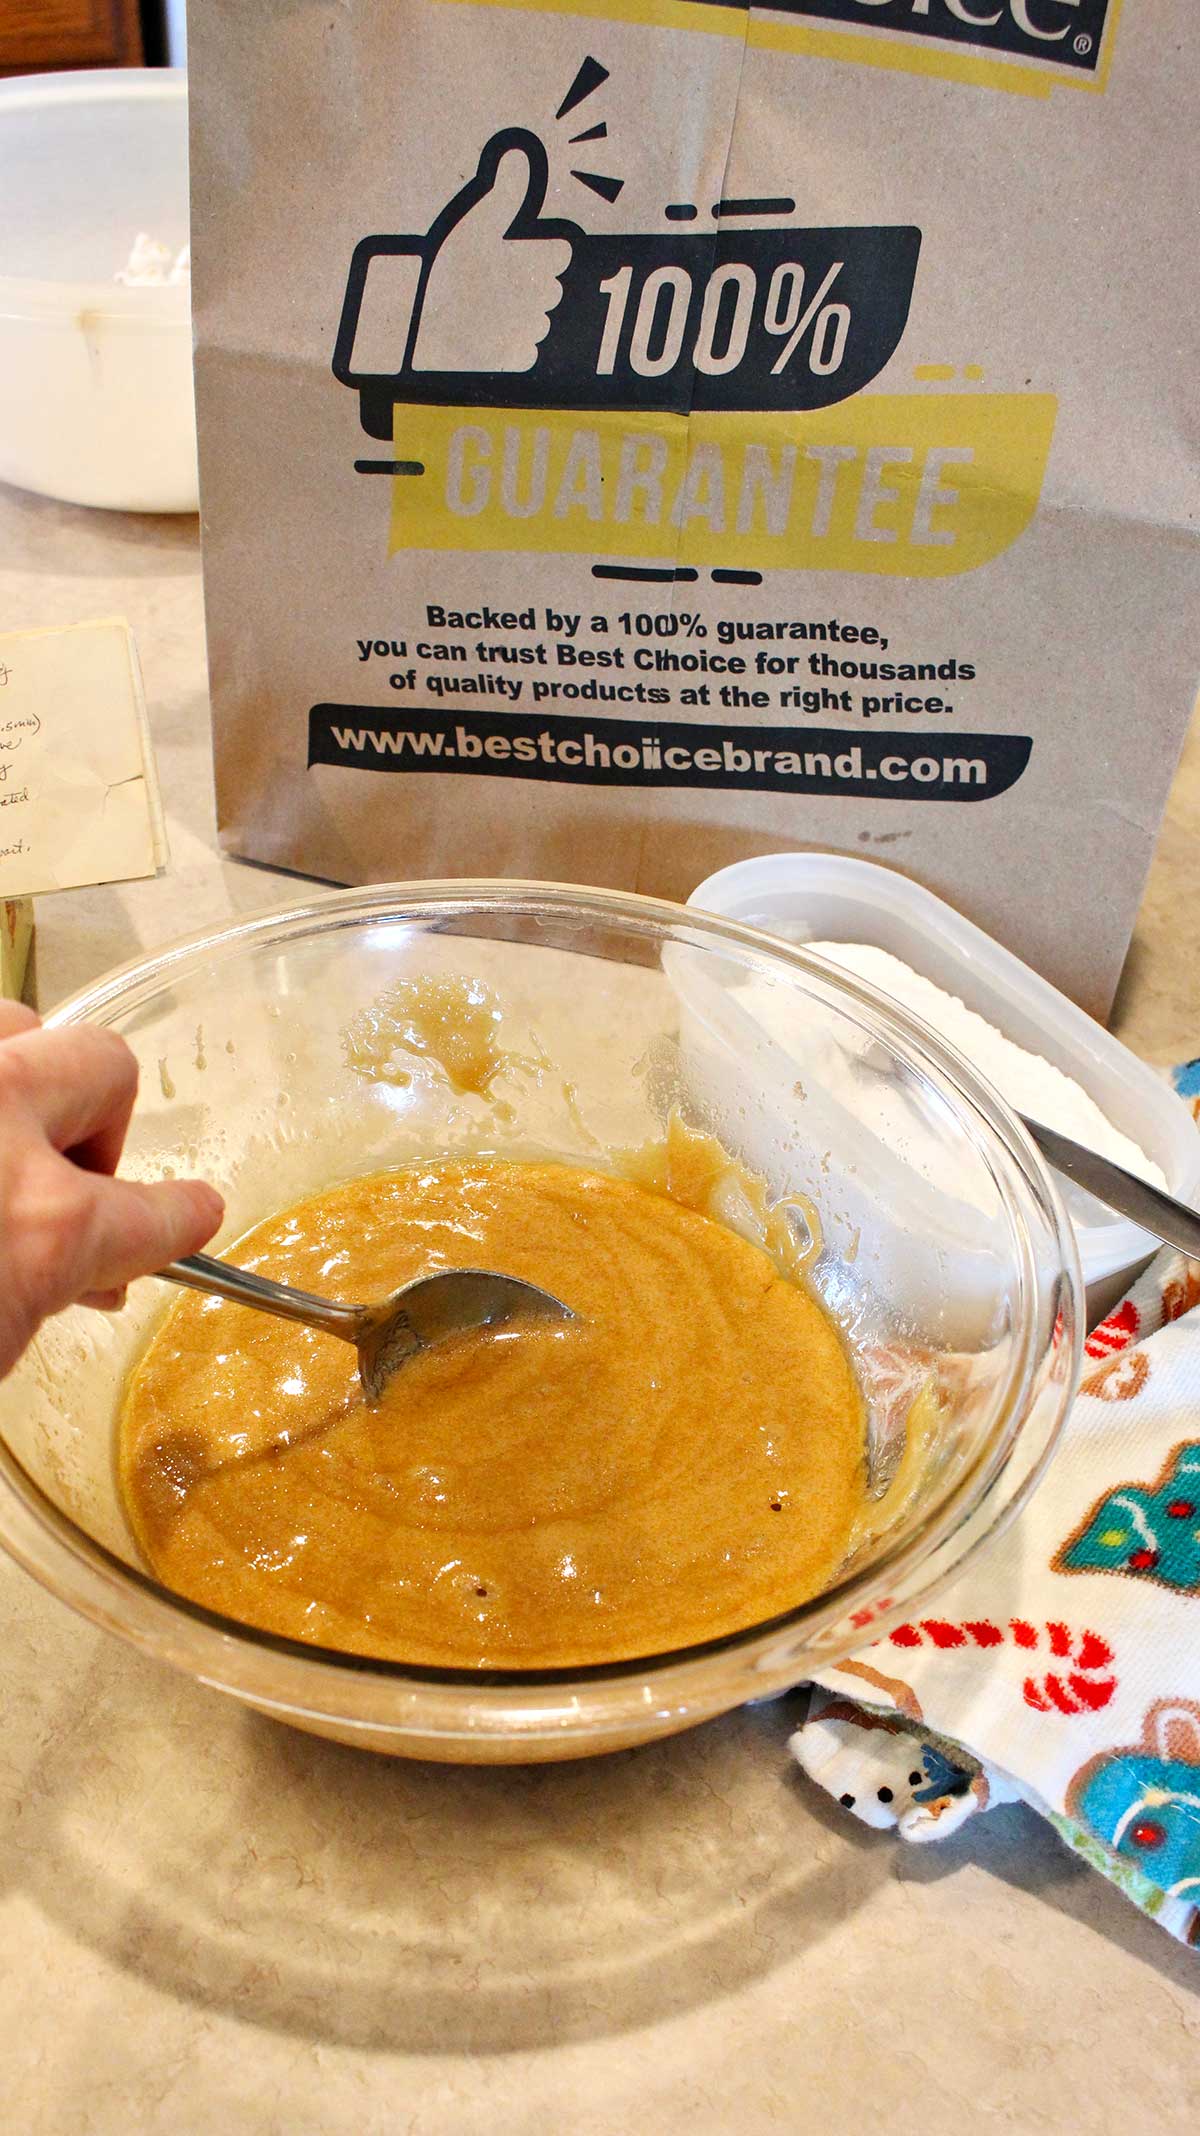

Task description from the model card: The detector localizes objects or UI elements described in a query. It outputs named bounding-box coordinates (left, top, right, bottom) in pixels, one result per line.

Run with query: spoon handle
left=1021, top=1117, right=1200, bottom=1259
left=160, top=1253, right=364, bottom=1342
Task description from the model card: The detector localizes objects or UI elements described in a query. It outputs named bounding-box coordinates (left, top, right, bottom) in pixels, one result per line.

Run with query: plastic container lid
left=688, top=852, right=1200, bottom=1297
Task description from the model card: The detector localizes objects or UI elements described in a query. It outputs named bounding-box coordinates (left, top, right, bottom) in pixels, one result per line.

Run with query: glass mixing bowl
left=0, top=883, right=1081, bottom=1762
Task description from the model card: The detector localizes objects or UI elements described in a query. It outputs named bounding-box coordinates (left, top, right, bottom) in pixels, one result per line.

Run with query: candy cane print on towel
left=886, top=1617, right=1117, bottom=1714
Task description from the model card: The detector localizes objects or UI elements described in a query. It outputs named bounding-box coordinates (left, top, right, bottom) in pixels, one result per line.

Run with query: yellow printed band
left=390, top=394, right=1057, bottom=579
left=435, top=0, right=747, bottom=37
left=746, top=19, right=1062, bottom=100
left=748, top=1, right=1122, bottom=98
left=432, top=0, right=1120, bottom=96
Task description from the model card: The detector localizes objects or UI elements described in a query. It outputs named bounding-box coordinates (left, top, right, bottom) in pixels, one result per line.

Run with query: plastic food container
left=688, top=853, right=1200, bottom=1322
left=0, top=883, right=1079, bottom=1762
left=0, top=69, right=196, bottom=513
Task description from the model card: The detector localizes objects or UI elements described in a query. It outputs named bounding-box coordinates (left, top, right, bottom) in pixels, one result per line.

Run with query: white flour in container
left=735, top=941, right=1164, bottom=1210
left=809, top=942, right=1164, bottom=1187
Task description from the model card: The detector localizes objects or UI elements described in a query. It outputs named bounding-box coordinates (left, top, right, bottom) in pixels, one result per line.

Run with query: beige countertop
left=3, top=481, right=1199, bottom=2135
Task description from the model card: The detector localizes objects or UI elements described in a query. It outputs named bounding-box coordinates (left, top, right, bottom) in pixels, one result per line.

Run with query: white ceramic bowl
left=0, top=70, right=196, bottom=513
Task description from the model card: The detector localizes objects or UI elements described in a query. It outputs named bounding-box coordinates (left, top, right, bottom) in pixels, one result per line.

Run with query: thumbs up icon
left=413, top=130, right=573, bottom=374
left=337, top=128, right=576, bottom=390
left=335, top=113, right=921, bottom=430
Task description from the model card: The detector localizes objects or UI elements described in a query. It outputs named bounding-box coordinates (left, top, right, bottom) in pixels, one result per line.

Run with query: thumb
left=80, top=1175, right=225, bottom=1295
left=470, top=141, right=545, bottom=239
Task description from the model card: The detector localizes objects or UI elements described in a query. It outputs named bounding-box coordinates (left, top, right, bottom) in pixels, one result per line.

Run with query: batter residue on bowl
left=118, top=1156, right=866, bottom=1668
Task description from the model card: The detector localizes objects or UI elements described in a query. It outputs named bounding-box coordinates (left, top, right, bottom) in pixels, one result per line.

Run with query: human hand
left=0, top=1002, right=223, bottom=1380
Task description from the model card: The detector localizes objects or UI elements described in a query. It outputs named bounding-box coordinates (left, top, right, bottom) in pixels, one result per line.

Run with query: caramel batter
left=343, top=975, right=506, bottom=1096
left=118, top=1158, right=865, bottom=1668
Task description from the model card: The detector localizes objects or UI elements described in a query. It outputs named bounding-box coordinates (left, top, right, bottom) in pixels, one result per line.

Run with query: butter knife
left=1022, top=1117, right=1200, bottom=1260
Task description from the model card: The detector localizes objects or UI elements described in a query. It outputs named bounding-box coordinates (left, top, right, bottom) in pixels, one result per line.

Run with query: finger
left=76, top=1175, right=224, bottom=1295
left=0, top=1002, right=39, bottom=1040
left=479, top=142, right=542, bottom=236
left=4, top=1024, right=138, bottom=1170
left=71, top=1048, right=139, bottom=1178
left=78, top=1288, right=127, bottom=1314
left=541, top=253, right=571, bottom=313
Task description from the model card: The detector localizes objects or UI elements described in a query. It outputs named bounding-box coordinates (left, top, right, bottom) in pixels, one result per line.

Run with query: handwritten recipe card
left=0, top=619, right=167, bottom=900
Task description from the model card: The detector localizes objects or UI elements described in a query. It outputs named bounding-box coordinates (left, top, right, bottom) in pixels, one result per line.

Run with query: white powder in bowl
left=116, top=233, right=191, bottom=286
left=797, top=941, right=1164, bottom=1190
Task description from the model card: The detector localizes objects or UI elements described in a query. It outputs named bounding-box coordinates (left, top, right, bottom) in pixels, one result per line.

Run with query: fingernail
left=187, top=1181, right=225, bottom=1231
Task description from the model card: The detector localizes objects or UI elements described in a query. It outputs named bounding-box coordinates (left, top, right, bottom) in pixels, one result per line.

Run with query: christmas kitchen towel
left=791, top=1063, right=1200, bottom=1947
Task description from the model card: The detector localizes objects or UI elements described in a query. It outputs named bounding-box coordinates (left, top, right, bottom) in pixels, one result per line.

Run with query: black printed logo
left=333, top=90, right=920, bottom=434
left=309, top=705, right=1032, bottom=803
left=707, top=0, right=1111, bottom=74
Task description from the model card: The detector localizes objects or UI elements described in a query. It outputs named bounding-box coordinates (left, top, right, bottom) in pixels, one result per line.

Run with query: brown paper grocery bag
left=191, top=0, right=1200, bottom=1016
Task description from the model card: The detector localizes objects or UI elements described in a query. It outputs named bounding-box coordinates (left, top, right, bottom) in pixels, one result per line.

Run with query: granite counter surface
left=4, top=482, right=1198, bottom=2136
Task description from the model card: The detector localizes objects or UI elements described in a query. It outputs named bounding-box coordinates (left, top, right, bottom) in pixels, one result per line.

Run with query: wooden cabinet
left=0, top=0, right=144, bottom=75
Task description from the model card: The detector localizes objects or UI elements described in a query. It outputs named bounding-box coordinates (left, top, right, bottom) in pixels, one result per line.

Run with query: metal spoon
left=158, top=1254, right=573, bottom=1400
left=1021, top=1117, right=1200, bottom=1257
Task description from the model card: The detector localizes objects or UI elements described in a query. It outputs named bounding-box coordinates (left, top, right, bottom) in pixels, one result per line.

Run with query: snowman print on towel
left=1068, top=1701, right=1200, bottom=1919
left=789, top=1695, right=989, bottom=1842
left=1055, top=1441, right=1200, bottom=1596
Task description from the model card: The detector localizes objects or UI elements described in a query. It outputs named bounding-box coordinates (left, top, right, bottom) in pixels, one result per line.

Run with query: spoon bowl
left=160, top=1252, right=573, bottom=1400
